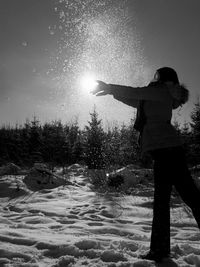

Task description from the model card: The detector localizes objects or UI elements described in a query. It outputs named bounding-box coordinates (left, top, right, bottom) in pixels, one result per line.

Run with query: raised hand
left=91, top=80, right=111, bottom=96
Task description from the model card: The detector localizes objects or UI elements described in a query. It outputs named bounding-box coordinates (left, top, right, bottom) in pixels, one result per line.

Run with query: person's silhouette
left=92, top=67, right=200, bottom=262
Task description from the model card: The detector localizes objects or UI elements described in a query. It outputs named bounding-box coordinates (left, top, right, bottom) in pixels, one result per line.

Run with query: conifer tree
left=66, top=121, right=82, bottom=164
left=28, top=116, right=42, bottom=163
left=104, top=124, right=121, bottom=167
left=84, top=107, right=105, bottom=169
left=190, top=99, right=200, bottom=164
left=41, top=121, right=64, bottom=170
left=180, top=122, right=192, bottom=164
left=20, top=121, right=32, bottom=165
left=0, top=127, right=10, bottom=165
left=191, top=99, right=200, bottom=145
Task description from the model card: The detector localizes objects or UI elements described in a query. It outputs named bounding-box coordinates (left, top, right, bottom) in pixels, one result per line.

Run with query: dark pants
left=150, top=146, right=200, bottom=255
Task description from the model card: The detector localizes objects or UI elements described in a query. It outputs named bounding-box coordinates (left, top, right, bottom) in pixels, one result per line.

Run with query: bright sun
left=80, top=74, right=98, bottom=93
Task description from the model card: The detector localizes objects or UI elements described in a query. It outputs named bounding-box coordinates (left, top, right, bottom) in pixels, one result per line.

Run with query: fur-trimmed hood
left=148, top=81, right=189, bottom=109
left=168, top=84, right=189, bottom=109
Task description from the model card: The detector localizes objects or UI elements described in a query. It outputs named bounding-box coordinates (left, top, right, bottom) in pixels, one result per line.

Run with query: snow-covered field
left=0, top=165, right=200, bottom=267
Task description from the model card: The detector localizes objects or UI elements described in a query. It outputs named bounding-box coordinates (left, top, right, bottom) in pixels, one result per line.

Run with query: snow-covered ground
left=0, top=165, right=200, bottom=267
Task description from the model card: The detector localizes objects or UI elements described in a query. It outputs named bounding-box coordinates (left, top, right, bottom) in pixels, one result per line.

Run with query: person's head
left=152, top=66, right=189, bottom=107
left=153, top=67, right=180, bottom=85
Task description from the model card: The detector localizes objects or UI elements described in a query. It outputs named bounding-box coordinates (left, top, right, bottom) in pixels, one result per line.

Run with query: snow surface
left=0, top=165, right=200, bottom=267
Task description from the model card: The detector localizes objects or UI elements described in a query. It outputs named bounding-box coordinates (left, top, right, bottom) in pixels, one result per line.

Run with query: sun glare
left=80, top=74, right=98, bottom=93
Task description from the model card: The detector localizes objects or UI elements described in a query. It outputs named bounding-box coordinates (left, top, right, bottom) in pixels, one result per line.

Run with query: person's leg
left=149, top=149, right=172, bottom=256
left=172, top=147, right=200, bottom=228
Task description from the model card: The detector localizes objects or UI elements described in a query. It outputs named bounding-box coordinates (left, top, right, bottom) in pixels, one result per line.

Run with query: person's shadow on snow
left=155, top=258, right=179, bottom=267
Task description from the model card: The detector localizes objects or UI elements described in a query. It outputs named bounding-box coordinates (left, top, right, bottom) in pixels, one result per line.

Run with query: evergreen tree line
left=0, top=101, right=200, bottom=169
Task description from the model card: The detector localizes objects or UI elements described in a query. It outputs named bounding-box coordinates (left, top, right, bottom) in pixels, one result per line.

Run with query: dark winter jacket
left=108, top=82, right=189, bottom=154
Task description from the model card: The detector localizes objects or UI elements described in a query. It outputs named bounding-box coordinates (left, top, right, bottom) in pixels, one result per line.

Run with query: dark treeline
left=0, top=100, right=200, bottom=169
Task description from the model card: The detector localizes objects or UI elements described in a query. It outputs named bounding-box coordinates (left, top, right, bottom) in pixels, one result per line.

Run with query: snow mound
left=75, top=239, right=101, bottom=250
left=183, top=253, right=200, bottom=266
left=54, top=255, right=75, bottom=267
left=67, top=164, right=87, bottom=173
left=108, top=166, right=153, bottom=189
left=100, top=250, right=128, bottom=262
left=23, top=164, right=68, bottom=191
left=0, top=163, right=21, bottom=176
left=0, top=175, right=28, bottom=197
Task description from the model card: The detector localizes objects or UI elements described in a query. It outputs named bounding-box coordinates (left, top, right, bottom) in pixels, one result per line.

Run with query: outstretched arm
left=92, top=81, right=170, bottom=102
left=113, top=96, right=139, bottom=108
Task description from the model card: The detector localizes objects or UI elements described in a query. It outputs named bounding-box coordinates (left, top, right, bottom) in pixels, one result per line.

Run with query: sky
left=1, top=0, right=200, bottom=128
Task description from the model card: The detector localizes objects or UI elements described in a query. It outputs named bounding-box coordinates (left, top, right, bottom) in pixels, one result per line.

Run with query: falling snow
left=49, top=0, right=150, bottom=96
left=21, top=41, right=28, bottom=47
left=44, top=0, right=153, bottom=128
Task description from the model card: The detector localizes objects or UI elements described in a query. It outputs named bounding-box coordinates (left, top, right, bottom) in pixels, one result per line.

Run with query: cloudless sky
left=1, top=0, right=200, bottom=128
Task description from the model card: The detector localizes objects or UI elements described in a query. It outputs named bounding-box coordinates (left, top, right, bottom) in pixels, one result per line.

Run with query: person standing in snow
left=91, top=67, right=200, bottom=262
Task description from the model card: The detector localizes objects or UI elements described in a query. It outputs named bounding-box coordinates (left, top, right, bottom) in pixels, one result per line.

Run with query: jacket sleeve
left=113, top=95, right=139, bottom=108
left=109, top=84, right=170, bottom=102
